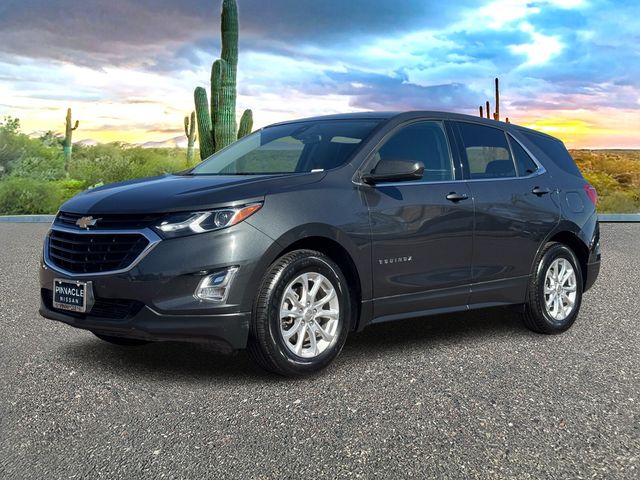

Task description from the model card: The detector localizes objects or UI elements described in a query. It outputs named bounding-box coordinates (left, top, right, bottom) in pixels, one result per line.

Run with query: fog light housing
left=194, top=267, right=238, bottom=303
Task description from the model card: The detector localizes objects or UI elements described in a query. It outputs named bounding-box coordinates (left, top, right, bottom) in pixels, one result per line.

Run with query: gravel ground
left=0, top=223, right=638, bottom=479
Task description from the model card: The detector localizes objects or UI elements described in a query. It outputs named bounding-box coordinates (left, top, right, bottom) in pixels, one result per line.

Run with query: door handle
left=446, top=192, right=469, bottom=202
left=531, top=186, right=551, bottom=196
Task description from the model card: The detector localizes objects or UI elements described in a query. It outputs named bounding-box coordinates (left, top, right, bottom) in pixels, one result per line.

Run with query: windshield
left=189, top=119, right=381, bottom=175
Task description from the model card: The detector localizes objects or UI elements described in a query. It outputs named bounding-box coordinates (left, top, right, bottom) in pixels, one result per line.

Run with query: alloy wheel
left=543, top=257, right=578, bottom=321
left=279, top=272, right=340, bottom=358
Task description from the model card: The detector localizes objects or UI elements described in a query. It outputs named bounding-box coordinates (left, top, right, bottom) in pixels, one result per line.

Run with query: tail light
left=584, top=183, right=598, bottom=206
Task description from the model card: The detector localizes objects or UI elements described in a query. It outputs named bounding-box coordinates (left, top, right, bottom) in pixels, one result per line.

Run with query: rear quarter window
left=519, top=131, right=582, bottom=177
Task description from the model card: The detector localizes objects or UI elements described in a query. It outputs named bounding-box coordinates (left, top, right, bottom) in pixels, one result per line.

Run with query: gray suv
left=39, top=111, right=601, bottom=376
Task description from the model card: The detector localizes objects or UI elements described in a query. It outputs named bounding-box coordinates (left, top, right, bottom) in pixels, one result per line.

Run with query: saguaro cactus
left=494, top=78, right=500, bottom=121
left=478, top=78, right=508, bottom=122
left=184, top=111, right=197, bottom=164
left=194, top=0, right=253, bottom=160
left=237, top=109, right=253, bottom=140
left=63, top=108, right=79, bottom=163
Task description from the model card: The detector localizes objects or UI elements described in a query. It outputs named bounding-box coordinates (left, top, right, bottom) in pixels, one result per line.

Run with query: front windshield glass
left=189, top=119, right=381, bottom=175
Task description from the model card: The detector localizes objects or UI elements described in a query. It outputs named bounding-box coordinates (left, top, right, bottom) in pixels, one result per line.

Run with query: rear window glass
left=519, top=131, right=582, bottom=177
left=508, top=136, right=539, bottom=176
left=457, top=122, right=516, bottom=179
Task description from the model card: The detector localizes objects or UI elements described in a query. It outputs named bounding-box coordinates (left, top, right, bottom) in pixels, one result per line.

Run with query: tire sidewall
left=262, top=254, right=350, bottom=372
left=535, top=244, right=583, bottom=329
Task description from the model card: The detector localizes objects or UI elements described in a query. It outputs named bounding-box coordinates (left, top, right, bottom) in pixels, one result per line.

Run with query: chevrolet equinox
left=40, top=111, right=601, bottom=376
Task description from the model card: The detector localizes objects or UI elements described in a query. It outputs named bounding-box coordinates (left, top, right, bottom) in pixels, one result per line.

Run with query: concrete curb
left=1, top=214, right=639, bottom=224
left=598, top=214, right=640, bottom=222
left=0, top=215, right=55, bottom=223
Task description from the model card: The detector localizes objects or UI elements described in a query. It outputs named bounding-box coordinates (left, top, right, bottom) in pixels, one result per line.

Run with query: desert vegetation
left=571, top=149, right=640, bottom=213
left=0, top=117, right=191, bottom=214
left=1, top=115, right=638, bottom=215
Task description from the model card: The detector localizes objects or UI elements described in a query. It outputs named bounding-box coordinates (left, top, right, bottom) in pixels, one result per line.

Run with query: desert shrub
left=0, top=177, right=62, bottom=214
left=67, top=144, right=131, bottom=186
left=572, top=150, right=640, bottom=213
left=68, top=144, right=190, bottom=186
left=598, top=190, right=640, bottom=214
left=54, top=178, right=86, bottom=204
left=0, top=117, right=66, bottom=180
left=9, top=152, right=66, bottom=181
left=124, top=148, right=190, bottom=178
left=582, top=171, right=619, bottom=195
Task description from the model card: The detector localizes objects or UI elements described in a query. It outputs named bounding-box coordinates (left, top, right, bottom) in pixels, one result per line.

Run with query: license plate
left=53, top=279, right=89, bottom=313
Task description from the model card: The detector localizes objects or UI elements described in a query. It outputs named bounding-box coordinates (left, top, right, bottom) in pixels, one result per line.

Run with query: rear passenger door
left=363, top=120, right=474, bottom=321
left=453, top=121, right=560, bottom=305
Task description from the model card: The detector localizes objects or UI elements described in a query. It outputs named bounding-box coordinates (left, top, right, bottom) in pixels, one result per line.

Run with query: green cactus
left=237, top=109, right=253, bottom=139
left=194, top=0, right=253, bottom=160
left=194, top=87, right=214, bottom=158
left=184, top=111, right=197, bottom=164
left=63, top=108, right=79, bottom=163
left=494, top=77, right=500, bottom=121
left=479, top=78, right=509, bottom=122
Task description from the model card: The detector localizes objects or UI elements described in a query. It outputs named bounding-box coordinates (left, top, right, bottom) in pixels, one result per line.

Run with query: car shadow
left=57, top=307, right=529, bottom=382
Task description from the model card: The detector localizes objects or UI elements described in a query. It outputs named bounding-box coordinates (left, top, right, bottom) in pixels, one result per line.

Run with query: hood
left=61, top=172, right=326, bottom=214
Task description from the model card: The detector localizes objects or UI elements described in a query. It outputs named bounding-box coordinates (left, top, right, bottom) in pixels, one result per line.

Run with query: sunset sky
left=0, top=0, right=638, bottom=148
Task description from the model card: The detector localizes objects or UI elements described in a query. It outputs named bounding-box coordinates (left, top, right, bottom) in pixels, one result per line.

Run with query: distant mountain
left=76, top=138, right=99, bottom=146
left=27, top=132, right=190, bottom=149
left=27, top=130, right=56, bottom=139
left=139, top=136, right=188, bottom=149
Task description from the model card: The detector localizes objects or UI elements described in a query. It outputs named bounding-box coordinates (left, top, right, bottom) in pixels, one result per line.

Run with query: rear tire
left=523, top=242, right=583, bottom=334
left=247, top=250, right=351, bottom=376
left=93, top=333, right=151, bottom=346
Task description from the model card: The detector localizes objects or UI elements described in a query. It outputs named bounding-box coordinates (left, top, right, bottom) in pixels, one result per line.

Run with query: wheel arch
left=245, top=222, right=369, bottom=332
left=275, top=236, right=362, bottom=331
left=533, top=224, right=590, bottom=288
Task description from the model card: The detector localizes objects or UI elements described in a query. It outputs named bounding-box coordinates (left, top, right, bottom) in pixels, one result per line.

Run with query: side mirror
left=361, top=159, right=425, bottom=185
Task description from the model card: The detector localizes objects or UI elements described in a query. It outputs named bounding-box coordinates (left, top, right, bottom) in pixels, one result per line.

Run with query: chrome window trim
left=43, top=225, right=162, bottom=278
left=362, top=179, right=463, bottom=187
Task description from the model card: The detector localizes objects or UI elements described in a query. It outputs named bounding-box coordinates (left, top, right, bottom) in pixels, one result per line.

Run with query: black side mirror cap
left=361, top=159, right=425, bottom=185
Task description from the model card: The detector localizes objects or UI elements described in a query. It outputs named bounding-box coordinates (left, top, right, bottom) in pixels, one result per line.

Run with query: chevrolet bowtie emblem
left=75, top=216, right=100, bottom=229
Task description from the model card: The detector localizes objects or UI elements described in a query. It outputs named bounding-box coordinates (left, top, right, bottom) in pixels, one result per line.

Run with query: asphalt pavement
left=0, top=223, right=638, bottom=479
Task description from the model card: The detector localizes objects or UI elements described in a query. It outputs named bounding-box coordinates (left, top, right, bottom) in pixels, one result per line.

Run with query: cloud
left=319, top=70, right=480, bottom=112
left=0, top=0, right=478, bottom=68
left=0, top=0, right=639, bottom=148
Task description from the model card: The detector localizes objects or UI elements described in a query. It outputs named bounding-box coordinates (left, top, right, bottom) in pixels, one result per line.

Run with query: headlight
left=154, top=203, right=262, bottom=238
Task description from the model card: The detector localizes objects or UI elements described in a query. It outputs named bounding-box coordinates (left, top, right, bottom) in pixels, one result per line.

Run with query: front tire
left=93, top=333, right=151, bottom=346
left=247, top=250, right=351, bottom=376
left=523, top=242, right=583, bottom=334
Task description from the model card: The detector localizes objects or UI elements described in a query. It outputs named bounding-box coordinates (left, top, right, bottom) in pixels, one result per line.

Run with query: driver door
left=362, top=120, right=474, bottom=322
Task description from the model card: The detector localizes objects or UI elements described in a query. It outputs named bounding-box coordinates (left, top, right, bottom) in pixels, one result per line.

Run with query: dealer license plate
left=53, top=278, right=89, bottom=313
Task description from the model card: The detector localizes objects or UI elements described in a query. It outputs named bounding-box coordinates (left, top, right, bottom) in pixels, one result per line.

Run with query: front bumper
left=39, top=221, right=276, bottom=350
left=39, top=297, right=249, bottom=352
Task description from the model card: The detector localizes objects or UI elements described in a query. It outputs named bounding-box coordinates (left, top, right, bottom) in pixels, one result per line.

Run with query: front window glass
left=190, top=120, right=380, bottom=175
left=371, top=121, right=454, bottom=182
